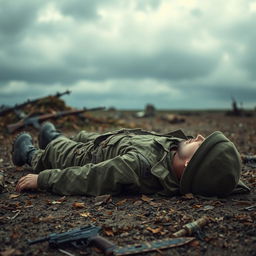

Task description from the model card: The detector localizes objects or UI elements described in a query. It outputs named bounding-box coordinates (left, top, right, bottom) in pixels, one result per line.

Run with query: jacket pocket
left=92, top=135, right=127, bottom=163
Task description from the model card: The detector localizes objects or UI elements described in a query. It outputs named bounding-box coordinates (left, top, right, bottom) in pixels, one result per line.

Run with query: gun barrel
left=55, top=90, right=71, bottom=98
left=28, top=236, right=49, bottom=245
left=84, top=107, right=105, bottom=111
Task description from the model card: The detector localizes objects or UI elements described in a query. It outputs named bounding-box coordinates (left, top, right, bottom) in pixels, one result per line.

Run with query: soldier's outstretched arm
left=36, top=151, right=142, bottom=196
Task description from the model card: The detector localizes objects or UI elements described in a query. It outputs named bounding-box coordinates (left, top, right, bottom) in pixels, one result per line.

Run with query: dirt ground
left=0, top=111, right=256, bottom=256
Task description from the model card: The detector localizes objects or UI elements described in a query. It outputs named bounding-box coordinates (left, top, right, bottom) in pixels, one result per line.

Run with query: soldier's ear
left=184, top=160, right=189, bottom=167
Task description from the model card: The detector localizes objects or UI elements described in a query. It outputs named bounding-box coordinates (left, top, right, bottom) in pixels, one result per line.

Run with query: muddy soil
left=0, top=111, right=255, bottom=256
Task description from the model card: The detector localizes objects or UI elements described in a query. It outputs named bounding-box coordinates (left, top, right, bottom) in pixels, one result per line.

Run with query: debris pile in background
left=0, top=91, right=121, bottom=134
left=0, top=91, right=70, bottom=132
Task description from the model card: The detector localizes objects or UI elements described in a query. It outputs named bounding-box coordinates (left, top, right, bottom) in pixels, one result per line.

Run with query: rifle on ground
left=7, top=107, right=105, bottom=133
left=0, top=90, right=71, bottom=117
left=28, top=224, right=194, bottom=255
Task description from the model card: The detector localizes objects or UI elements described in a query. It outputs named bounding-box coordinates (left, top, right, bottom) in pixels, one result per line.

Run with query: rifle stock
left=89, top=236, right=115, bottom=255
left=7, top=122, right=25, bottom=134
left=7, top=107, right=105, bottom=133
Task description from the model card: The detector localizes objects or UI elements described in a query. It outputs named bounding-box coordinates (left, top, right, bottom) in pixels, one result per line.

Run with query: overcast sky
left=0, top=0, right=256, bottom=110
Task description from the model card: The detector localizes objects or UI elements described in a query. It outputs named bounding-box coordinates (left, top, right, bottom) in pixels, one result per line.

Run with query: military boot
left=12, top=133, right=36, bottom=166
left=39, top=122, right=62, bottom=149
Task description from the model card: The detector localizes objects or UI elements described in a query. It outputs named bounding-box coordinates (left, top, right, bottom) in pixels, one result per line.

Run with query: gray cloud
left=0, top=2, right=34, bottom=33
left=59, top=0, right=101, bottom=20
left=93, top=51, right=219, bottom=80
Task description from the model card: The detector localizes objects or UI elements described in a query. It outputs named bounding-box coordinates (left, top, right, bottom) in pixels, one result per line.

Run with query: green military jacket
left=33, top=129, right=187, bottom=196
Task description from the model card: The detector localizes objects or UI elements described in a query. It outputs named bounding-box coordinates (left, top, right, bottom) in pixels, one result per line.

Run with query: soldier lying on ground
left=12, top=122, right=250, bottom=197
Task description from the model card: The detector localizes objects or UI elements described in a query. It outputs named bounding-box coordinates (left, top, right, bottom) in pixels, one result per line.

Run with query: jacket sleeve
left=37, top=151, right=141, bottom=196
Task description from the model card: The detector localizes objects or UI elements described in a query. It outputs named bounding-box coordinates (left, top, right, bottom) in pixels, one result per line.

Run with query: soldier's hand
left=16, top=174, right=38, bottom=192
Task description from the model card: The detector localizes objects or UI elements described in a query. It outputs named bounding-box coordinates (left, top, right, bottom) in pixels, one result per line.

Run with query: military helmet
left=180, top=131, right=241, bottom=197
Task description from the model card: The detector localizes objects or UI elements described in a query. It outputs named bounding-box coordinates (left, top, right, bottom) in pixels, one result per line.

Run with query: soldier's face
left=172, top=135, right=205, bottom=179
left=177, top=134, right=205, bottom=161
